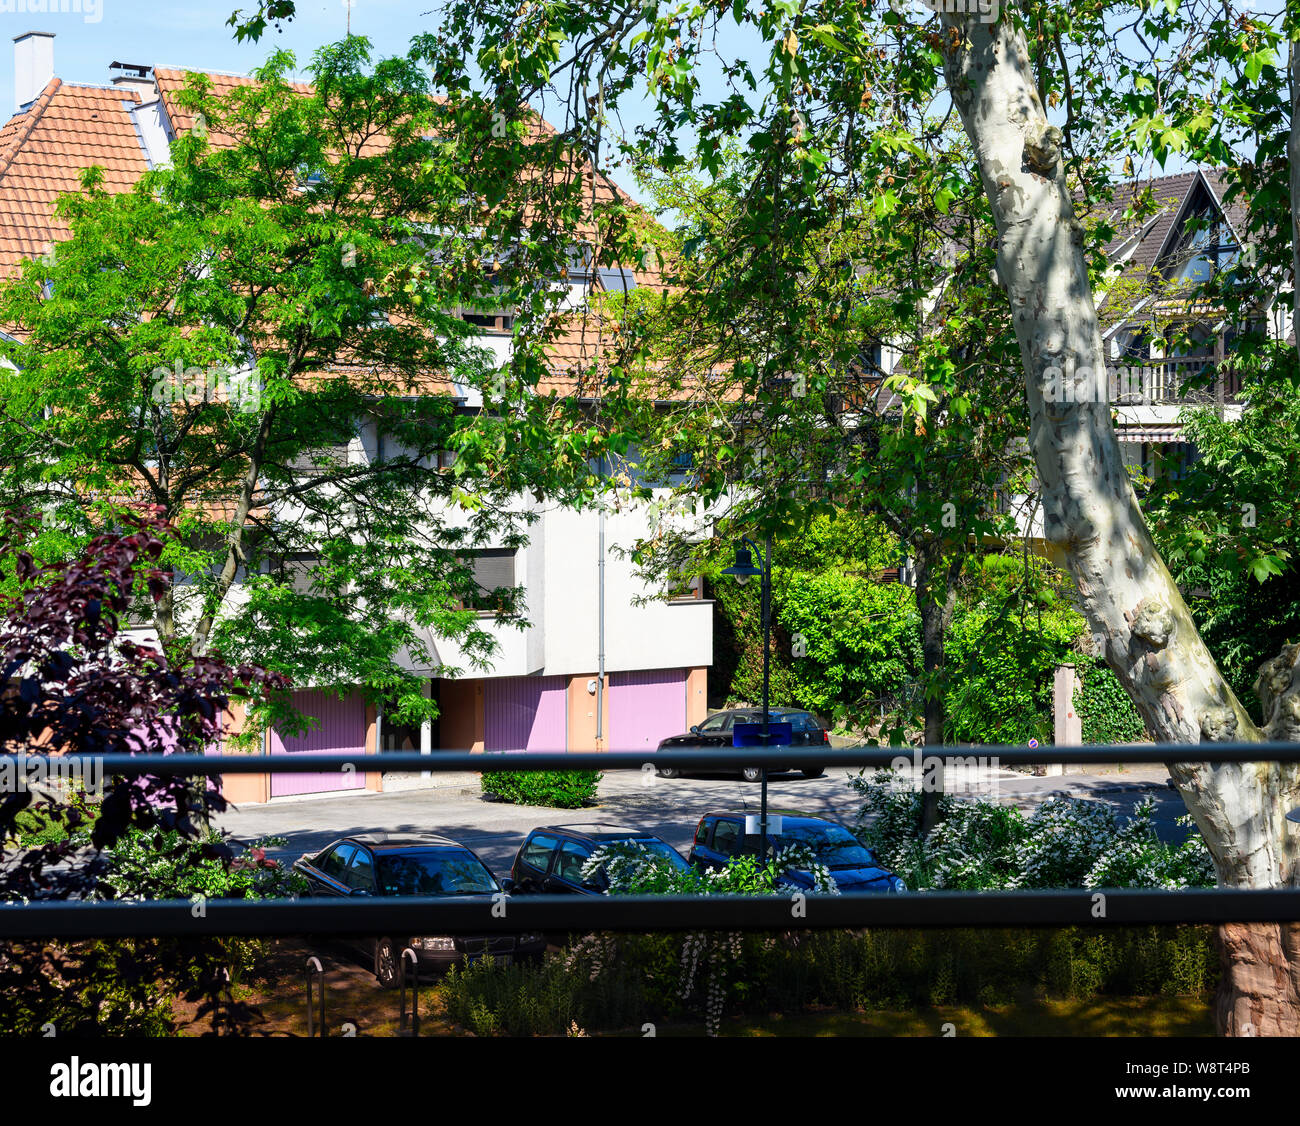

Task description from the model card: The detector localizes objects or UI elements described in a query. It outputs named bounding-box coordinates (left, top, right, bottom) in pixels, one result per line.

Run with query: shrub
left=943, top=601, right=1080, bottom=746
left=441, top=943, right=649, bottom=1036
left=92, top=829, right=307, bottom=900
left=776, top=572, right=923, bottom=724
left=849, top=770, right=1215, bottom=890
left=480, top=769, right=601, bottom=808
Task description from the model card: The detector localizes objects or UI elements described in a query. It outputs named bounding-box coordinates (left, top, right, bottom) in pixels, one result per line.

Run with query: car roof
left=534, top=824, right=668, bottom=842
left=345, top=832, right=468, bottom=851
left=699, top=810, right=840, bottom=827
left=722, top=707, right=805, bottom=716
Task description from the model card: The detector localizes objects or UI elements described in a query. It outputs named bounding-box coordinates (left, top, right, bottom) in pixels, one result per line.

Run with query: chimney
left=109, top=61, right=157, bottom=103
left=13, top=31, right=54, bottom=113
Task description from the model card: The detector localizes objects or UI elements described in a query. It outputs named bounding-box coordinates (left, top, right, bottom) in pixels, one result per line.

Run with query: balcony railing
left=1110, top=356, right=1241, bottom=406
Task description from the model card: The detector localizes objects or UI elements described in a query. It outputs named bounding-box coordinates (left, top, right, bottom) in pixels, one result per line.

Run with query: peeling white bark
left=936, top=11, right=1300, bottom=891
left=935, top=12, right=1300, bottom=1032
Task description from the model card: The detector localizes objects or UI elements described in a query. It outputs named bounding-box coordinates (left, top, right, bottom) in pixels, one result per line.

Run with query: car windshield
left=376, top=849, right=498, bottom=896
left=618, top=838, right=690, bottom=870
left=771, top=825, right=876, bottom=869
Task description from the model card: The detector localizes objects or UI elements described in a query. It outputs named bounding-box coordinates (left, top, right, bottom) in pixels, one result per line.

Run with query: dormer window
left=1174, top=195, right=1236, bottom=283
left=595, top=266, right=636, bottom=293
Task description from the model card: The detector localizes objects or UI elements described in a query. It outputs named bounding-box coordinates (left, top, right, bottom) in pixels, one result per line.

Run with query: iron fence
left=1, top=742, right=1299, bottom=937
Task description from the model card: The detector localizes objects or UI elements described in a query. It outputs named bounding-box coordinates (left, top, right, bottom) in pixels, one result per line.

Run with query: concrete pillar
left=686, top=666, right=709, bottom=728
left=1051, top=663, right=1083, bottom=775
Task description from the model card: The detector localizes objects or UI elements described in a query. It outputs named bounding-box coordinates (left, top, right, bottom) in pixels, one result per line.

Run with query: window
left=711, top=820, right=742, bottom=857
left=594, top=266, right=636, bottom=293
left=668, top=575, right=702, bottom=602
left=698, top=713, right=730, bottom=732
left=521, top=834, right=558, bottom=873
left=695, top=821, right=712, bottom=845
left=275, top=553, right=323, bottom=595
left=377, top=850, right=497, bottom=896
left=563, top=244, right=593, bottom=282
left=461, top=311, right=513, bottom=333
left=466, top=548, right=516, bottom=612
left=318, top=843, right=355, bottom=880
left=1173, top=196, right=1237, bottom=283
left=555, top=841, right=590, bottom=883
left=346, top=848, right=375, bottom=892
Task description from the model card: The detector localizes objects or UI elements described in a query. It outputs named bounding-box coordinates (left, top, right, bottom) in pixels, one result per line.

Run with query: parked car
left=510, top=824, right=691, bottom=894
left=655, top=707, right=830, bottom=781
left=293, top=832, right=545, bottom=987
left=687, top=810, right=906, bottom=892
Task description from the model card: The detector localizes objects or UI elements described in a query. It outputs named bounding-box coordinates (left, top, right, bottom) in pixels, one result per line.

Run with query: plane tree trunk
left=939, top=9, right=1300, bottom=1035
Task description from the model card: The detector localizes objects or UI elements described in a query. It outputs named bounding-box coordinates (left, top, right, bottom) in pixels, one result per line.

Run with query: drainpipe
left=595, top=456, right=606, bottom=746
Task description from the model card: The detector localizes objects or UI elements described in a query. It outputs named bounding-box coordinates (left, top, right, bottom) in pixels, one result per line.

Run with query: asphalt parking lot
left=214, top=762, right=1190, bottom=880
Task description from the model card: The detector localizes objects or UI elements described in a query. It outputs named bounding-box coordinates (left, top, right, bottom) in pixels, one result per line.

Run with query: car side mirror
left=350, top=887, right=370, bottom=897
left=499, top=877, right=515, bottom=894
left=689, top=724, right=700, bottom=734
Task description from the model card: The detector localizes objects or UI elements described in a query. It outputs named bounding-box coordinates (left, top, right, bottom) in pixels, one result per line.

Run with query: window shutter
left=470, top=549, right=515, bottom=607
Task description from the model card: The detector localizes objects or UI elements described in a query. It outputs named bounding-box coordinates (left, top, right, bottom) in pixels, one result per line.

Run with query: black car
left=655, top=707, right=830, bottom=781
left=293, top=832, right=546, bottom=987
left=688, top=810, right=906, bottom=893
left=510, top=824, right=691, bottom=894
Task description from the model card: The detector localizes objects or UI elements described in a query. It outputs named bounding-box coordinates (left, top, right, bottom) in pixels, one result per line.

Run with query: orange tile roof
left=0, top=64, right=675, bottom=405
left=0, top=78, right=149, bottom=278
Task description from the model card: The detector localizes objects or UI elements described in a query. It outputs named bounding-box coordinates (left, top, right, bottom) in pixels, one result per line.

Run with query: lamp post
left=722, top=532, right=773, bottom=861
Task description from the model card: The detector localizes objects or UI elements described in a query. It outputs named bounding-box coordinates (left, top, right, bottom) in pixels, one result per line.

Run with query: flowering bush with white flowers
left=850, top=770, right=1215, bottom=891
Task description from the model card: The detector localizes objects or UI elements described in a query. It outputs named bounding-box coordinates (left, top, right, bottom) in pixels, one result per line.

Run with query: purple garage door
left=608, top=669, right=687, bottom=752
left=269, top=689, right=368, bottom=797
left=485, top=676, right=567, bottom=752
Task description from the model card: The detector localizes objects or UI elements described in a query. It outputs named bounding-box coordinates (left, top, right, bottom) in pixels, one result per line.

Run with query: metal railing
left=2, top=742, right=1299, bottom=936
left=1110, top=357, right=1241, bottom=405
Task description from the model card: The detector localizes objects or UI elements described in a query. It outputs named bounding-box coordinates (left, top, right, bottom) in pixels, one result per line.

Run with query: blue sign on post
left=732, top=721, right=793, bottom=747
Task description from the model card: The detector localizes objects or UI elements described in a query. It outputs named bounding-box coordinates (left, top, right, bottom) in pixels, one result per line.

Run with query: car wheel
left=802, top=767, right=825, bottom=778
left=741, top=766, right=763, bottom=783
left=375, top=938, right=399, bottom=989
left=656, top=765, right=681, bottom=778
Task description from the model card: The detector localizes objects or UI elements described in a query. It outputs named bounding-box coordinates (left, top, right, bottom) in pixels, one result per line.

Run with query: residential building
left=0, top=32, right=711, bottom=800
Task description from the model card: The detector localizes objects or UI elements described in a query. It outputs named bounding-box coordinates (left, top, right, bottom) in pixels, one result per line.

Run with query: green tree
left=0, top=39, right=622, bottom=734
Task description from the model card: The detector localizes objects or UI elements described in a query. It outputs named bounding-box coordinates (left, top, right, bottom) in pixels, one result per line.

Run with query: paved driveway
left=213, top=763, right=1187, bottom=881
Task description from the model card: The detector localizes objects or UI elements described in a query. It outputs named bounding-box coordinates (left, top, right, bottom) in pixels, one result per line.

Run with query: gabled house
left=963, top=167, right=1285, bottom=553
left=0, top=32, right=712, bottom=801
left=1092, top=168, right=1280, bottom=480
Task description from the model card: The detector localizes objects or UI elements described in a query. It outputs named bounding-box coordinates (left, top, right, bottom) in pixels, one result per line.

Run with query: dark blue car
left=687, top=810, right=906, bottom=892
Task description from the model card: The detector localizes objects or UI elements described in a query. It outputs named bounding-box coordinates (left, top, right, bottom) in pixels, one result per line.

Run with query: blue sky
left=0, top=0, right=1269, bottom=206
left=0, top=1, right=441, bottom=104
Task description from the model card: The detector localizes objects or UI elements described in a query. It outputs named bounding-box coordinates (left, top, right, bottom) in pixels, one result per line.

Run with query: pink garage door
left=269, top=689, right=368, bottom=797
left=485, top=676, right=567, bottom=752
left=609, top=669, right=687, bottom=752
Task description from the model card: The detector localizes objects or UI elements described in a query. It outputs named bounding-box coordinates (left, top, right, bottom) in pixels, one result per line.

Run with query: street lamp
left=722, top=532, right=774, bottom=861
